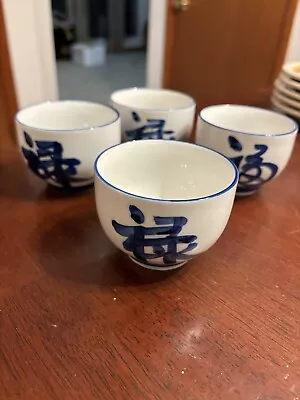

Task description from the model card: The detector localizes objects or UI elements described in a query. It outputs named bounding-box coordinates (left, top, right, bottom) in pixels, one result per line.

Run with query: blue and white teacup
left=196, top=105, right=298, bottom=195
left=95, top=140, right=238, bottom=270
left=110, top=87, right=196, bottom=142
left=15, top=100, right=120, bottom=189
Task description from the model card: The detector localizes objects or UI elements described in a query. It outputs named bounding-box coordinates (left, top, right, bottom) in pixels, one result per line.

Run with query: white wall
left=2, top=0, right=58, bottom=109
left=146, top=0, right=167, bottom=88
left=285, top=2, right=300, bottom=63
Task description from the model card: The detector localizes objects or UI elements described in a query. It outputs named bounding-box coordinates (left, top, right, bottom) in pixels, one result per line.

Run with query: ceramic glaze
left=15, top=100, right=121, bottom=188
left=196, top=105, right=298, bottom=195
left=283, top=62, right=300, bottom=82
left=94, top=140, right=238, bottom=270
left=110, top=88, right=196, bottom=142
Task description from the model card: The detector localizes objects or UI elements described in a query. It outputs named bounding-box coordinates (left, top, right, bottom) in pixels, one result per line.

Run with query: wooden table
left=1, top=138, right=300, bottom=400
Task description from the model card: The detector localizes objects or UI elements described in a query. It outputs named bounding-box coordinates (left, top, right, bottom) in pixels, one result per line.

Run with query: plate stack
left=271, top=62, right=300, bottom=121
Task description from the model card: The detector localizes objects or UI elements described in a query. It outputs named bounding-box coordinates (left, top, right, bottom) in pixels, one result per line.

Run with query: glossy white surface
left=97, top=140, right=236, bottom=200
left=111, top=88, right=196, bottom=142
left=274, top=78, right=300, bottom=102
left=271, top=96, right=300, bottom=120
left=111, top=88, right=195, bottom=110
left=200, top=105, right=296, bottom=136
left=95, top=140, right=238, bottom=270
left=16, top=100, right=118, bottom=131
left=283, top=62, right=300, bottom=81
left=16, top=100, right=121, bottom=188
left=280, top=72, right=300, bottom=90
left=273, top=90, right=300, bottom=111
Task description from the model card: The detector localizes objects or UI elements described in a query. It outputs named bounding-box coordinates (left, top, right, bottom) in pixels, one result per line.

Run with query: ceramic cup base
left=47, top=178, right=94, bottom=190
left=235, top=190, right=258, bottom=197
left=129, top=256, right=187, bottom=271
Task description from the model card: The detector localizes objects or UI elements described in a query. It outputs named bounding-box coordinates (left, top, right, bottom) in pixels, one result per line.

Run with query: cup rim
left=15, top=100, right=120, bottom=132
left=271, top=96, right=300, bottom=120
left=94, top=140, right=239, bottom=203
left=199, top=104, right=298, bottom=137
left=282, top=62, right=300, bottom=82
left=110, top=87, right=196, bottom=112
left=280, top=72, right=300, bottom=90
left=274, top=78, right=300, bottom=102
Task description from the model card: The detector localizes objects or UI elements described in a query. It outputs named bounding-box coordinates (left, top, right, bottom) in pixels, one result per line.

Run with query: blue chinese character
left=21, top=131, right=84, bottom=187
left=112, top=205, right=197, bottom=267
left=126, top=111, right=175, bottom=140
left=228, top=135, right=278, bottom=193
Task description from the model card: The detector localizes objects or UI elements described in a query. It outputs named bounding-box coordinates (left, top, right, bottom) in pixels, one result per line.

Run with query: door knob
left=174, top=0, right=190, bottom=12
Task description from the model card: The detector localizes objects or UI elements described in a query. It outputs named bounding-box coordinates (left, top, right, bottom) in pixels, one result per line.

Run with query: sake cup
left=94, top=140, right=238, bottom=271
left=196, top=105, right=298, bottom=195
left=110, top=87, right=196, bottom=142
left=15, top=100, right=121, bottom=188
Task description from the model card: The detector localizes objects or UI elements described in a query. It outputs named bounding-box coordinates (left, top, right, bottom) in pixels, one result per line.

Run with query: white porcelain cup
left=94, top=140, right=238, bottom=271
left=110, top=87, right=196, bottom=142
left=196, top=105, right=298, bottom=195
left=15, top=100, right=121, bottom=188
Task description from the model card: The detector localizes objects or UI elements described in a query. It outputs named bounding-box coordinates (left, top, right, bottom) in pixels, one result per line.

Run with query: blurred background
left=1, top=0, right=300, bottom=142
left=52, top=0, right=148, bottom=102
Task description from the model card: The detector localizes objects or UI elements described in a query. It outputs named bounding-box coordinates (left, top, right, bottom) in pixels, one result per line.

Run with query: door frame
left=146, top=0, right=167, bottom=87
left=0, top=0, right=17, bottom=141
left=2, top=0, right=58, bottom=109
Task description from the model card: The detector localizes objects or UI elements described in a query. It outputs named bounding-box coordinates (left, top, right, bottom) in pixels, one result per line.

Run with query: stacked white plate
left=271, top=62, right=300, bottom=121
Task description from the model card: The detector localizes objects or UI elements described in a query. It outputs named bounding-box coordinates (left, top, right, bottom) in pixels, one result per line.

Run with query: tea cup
left=110, top=87, right=196, bottom=142
left=16, top=100, right=121, bottom=188
left=94, top=140, right=238, bottom=270
left=196, top=105, right=298, bottom=195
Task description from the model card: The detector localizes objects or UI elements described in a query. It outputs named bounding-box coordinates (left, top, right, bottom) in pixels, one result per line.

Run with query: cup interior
left=200, top=105, right=297, bottom=136
left=111, top=88, right=195, bottom=110
left=95, top=140, right=237, bottom=201
left=16, top=101, right=119, bottom=131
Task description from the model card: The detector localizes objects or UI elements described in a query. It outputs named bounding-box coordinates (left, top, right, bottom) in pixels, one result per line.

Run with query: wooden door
left=164, top=0, right=298, bottom=108
left=0, top=0, right=17, bottom=149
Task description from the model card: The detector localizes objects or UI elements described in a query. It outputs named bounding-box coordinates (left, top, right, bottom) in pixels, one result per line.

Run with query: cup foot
left=47, top=179, right=94, bottom=190
left=129, top=256, right=187, bottom=271
left=236, top=190, right=258, bottom=196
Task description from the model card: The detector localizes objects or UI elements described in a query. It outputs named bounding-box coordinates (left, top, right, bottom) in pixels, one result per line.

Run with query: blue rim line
left=111, top=87, right=196, bottom=112
left=94, top=140, right=239, bottom=203
left=15, top=100, right=120, bottom=133
left=199, top=104, right=298, bottom=137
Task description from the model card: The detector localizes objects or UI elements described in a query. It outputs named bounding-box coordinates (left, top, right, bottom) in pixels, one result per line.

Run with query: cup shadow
left=234, top=190, right=262, bottom=202
left=35, top=209, right=185, bottom=288
left=0, top=155, right=93, bottom=203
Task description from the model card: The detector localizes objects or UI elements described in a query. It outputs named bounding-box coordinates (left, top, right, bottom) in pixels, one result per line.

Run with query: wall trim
left=2, top=0, right=58, bottom=109
left=146, top=0, right=167, bottom=88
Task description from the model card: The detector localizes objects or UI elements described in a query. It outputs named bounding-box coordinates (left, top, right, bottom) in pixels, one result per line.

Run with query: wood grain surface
left=0, top=138, right=300, bottom=400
